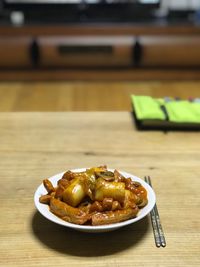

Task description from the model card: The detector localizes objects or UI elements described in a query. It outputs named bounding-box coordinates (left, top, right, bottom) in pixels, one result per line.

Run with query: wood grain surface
left=0, top=112, right=199, bottom=267
left=0, top=81, right=200, bottom=111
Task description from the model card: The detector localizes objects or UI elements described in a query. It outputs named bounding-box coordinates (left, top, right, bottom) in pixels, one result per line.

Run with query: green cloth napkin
left=131, top=95, right=200, bottom=124
left=165, top=101, right=200, bottom=123
left=131, top=95, right=165, bottom=120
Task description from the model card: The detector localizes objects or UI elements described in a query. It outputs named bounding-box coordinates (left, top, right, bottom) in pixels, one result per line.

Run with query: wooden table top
left=0, top=112, right=199, bottom=267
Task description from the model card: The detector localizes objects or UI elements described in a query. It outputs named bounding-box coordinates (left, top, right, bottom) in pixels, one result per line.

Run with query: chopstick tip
left=161, top=242, right=166, bottom=247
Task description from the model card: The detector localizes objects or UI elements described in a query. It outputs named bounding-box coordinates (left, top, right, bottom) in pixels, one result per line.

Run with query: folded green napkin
left=131, top=95, right=165, bottom=120
left=165, top=101, right=200, bottom=123
left=131, top=95, right=200, bottom=129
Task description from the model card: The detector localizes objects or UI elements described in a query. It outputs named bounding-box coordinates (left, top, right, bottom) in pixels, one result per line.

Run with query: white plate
left=34, top=168, right=156, bottom=233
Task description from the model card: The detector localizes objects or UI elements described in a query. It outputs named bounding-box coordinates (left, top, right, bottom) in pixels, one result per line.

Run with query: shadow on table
left=31, top=211, right=150, bottom=256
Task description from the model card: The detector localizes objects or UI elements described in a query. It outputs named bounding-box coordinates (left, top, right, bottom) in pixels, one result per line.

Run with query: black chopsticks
left=144, top=176, right=166, bottom=248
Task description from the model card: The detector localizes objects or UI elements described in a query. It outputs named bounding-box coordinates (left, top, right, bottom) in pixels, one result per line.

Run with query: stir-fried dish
left=39, top=166, right=148, bottom=226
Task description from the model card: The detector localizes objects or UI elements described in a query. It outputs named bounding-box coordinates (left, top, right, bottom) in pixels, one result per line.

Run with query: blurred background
left=0, top=0, right=200, bottom=111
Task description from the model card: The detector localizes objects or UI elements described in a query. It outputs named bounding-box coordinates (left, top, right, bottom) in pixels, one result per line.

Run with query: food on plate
left=39, top=166, right=148, bottom=226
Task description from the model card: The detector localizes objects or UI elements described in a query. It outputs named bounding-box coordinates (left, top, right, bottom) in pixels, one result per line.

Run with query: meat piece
left=39, top=194, right=52, bottom=204
left=43, top=179, right=55, bottom=194
left=92, top=207, right=138, bottom=226
left=57, top=178, right=70, bottom=189
left=114, top=169, right=126, bottom=182
left=111, top=201, right=122, bottom=211
left=123, top=190, right=137, bottom=209
left=50, top=198, right=90, bottom=225
left=102, top=198, right=113, bottom=211
left=55, top=186, right=65, bottom=200
left=90, top=201, right=103, bottom=212
left=62, top=170, right=76, bottom=181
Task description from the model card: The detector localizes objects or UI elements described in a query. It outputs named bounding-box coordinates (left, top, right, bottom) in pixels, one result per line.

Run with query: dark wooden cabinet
left=0, top=37, right=32, bottom=67
left=38, top=36, right=134, bottom=67
left=0, top=24, right=200, bottom=80
left=139, top=36, right=200, bottom=67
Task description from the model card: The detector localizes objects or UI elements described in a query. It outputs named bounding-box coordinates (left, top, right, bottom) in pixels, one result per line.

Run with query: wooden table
left=0, top=112, right=199, bottom=267
left=1, top=81, right=200, bottom=112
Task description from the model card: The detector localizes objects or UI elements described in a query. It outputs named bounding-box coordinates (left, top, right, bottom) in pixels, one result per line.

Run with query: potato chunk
left=94, top=178, right=125, bottom=203
left=62, top=178, right=86, bottom=207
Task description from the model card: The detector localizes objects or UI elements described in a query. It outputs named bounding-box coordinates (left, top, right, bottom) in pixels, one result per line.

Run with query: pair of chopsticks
left=144, top=176, right=166, bottom=248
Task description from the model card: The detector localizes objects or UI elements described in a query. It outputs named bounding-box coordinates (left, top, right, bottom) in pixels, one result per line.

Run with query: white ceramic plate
left=34, top=168, right=156, bottom=233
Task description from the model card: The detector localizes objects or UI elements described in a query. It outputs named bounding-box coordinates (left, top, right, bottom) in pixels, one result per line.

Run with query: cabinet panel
left=0, top=37, right=32, bottom=67
left=140, top=36, right=200, bottom=67
left=38, top=36, right=134, bottom=67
